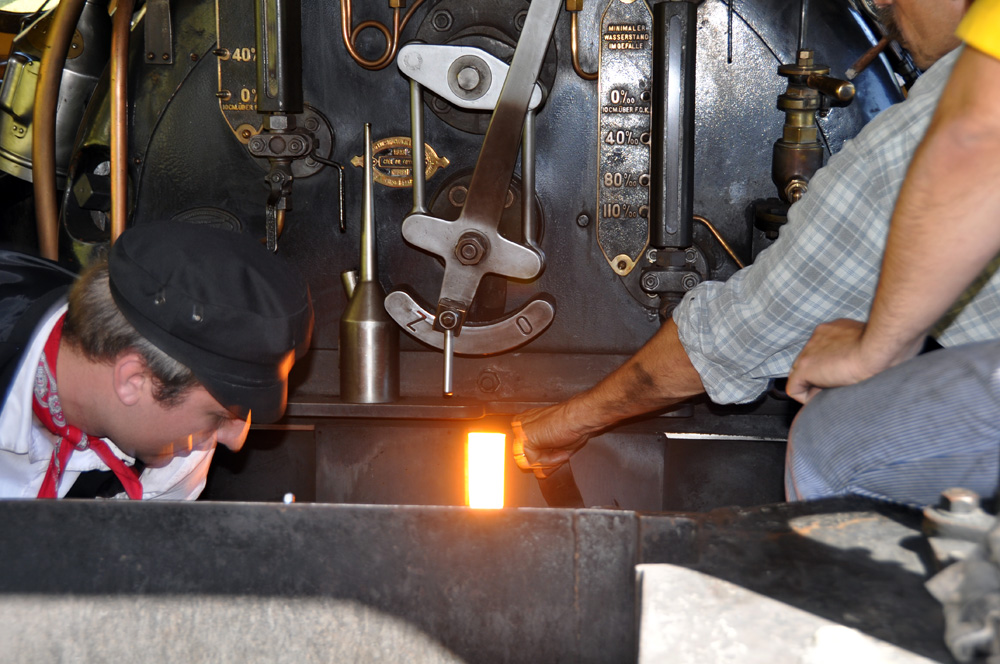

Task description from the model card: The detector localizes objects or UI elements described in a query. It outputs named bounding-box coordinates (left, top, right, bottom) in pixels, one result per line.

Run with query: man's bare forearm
left=862, top=47, right=1000, bottom=366
left=562, top=317, right=706, bottom=434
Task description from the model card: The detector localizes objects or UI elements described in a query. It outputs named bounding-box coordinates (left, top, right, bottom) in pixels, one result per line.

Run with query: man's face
left=113, top=386, right=250, bottom=468
left=874, top=0, right=966, bottom=70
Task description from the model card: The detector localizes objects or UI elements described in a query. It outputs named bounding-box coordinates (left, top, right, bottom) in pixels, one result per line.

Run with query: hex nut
left=477, top=371, right=500, bottom=393
left=940, top=487, right=980, bottom=514
left=455, top=232, right=489, bottom=266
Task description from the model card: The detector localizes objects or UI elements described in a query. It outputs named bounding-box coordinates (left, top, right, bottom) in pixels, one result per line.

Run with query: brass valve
left=772, top=49, right=855, bottom=204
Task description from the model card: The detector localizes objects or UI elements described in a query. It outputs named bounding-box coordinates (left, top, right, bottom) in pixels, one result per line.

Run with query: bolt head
left=432, top=10, right=453, bottom=31
left=456, top=66, right=481, bottom=91
left=477, top=371, right=500, bottom=393
left=448, top=185, right=468, bottom=207
left=455, top=232, right=489, bottom=266
left=940, top=487, right=980, bottom=514
left=438, top=311, right=459, bottom=329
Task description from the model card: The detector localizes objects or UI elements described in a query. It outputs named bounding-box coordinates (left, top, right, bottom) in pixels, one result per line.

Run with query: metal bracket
left=144, top=0, right=174, bottom=65
left=397, top=44, right=544, bottom=112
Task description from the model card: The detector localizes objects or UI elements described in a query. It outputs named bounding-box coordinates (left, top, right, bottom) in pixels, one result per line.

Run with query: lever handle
left=806, top=73, right=855, bottom=103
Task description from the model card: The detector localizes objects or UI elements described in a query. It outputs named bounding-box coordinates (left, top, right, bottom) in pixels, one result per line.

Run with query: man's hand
left=787, top=318, right=928, bottom=404
left=511, top=401, right=595, bottom=479
left=786, top=319, right=872, bottom=404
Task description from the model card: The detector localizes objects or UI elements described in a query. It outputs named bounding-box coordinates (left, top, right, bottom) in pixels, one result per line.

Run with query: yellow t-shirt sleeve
left=957, top=0, right=1000, bottom=59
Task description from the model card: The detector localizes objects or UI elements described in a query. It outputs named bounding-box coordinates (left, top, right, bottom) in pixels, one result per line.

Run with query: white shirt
left=0, top=300, right=214, bottom=499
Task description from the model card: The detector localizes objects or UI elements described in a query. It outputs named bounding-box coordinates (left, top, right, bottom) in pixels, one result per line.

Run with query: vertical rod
left=521, top=107, right=536, bottom=245
left=409, top=79, right=426, bottom=214
left=360, top=123, right=376, bottom=282
left=442, top=329, right=454, bottom=397
left=798, top=0, right=809, bottom=52
left=727, top=0, right=733, bottom=64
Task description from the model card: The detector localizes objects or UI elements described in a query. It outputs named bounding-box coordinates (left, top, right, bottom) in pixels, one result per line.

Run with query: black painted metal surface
left=63, top=0, right=900, bottom=361
left=0, top=498, right=951, bottom=662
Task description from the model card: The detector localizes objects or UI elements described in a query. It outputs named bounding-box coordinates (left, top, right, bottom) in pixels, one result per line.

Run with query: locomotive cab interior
left=0, top=1, right=963, bottom=662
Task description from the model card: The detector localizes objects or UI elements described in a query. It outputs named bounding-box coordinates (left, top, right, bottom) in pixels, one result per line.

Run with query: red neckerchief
left=34, top=314, right=143, bottom=500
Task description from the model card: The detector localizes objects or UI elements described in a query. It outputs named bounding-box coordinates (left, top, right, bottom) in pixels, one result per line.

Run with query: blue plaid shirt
left=674, top=49, right=985, bottom=404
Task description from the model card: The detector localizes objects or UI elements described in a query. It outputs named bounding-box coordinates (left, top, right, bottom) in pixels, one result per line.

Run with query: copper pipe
left=110, top=0, right=135, bottom=245
left=846, top=35, right=890, bottom=80
left=693, top=215, right=745, bottom=269
left=350, top=15, right=397, bottom=70
left=31, top=0, right=86, bottom=260
left=340, top=0, right=425, bottom=71
left=570, top=12, right=597, bottom=81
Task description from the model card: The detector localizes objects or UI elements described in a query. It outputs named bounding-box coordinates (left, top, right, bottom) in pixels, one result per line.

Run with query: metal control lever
left=388, top=0, right=561, bottom=396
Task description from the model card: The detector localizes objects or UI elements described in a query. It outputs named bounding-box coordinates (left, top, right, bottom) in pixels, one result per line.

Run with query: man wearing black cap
left=0, top=222, right=313, bottom=499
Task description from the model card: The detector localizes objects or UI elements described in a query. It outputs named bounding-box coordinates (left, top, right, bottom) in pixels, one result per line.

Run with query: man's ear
left=112, top=353, right=150, bottom=406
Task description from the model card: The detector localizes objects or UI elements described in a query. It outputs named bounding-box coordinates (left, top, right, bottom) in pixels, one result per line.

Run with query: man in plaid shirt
left=513, top=0, right=981, bottom=507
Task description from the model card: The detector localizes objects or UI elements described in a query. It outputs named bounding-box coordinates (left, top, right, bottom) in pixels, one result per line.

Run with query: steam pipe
left=570, top=12, right=597, bottom=81
left=693, top=215, right=744, bottom=269
left=110, top=0, right=135, bottom=244
left=339, top=0, right=426, bottom=71
left=32, top=0, right=86, bottom=259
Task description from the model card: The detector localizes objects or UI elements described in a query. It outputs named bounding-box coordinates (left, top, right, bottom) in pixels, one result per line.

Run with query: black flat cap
left=108, top=222, right=313, bottom=423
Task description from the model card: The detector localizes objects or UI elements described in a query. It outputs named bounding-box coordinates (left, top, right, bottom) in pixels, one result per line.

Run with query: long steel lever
left=389, top=0, right=561, bottom=396
left=400, top=0, right=559, bottom=329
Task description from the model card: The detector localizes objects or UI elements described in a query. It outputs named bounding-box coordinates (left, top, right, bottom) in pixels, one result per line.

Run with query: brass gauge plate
left=596, top=0, right=653, bottom=276
left=215, top=0, right=262, bottom=140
